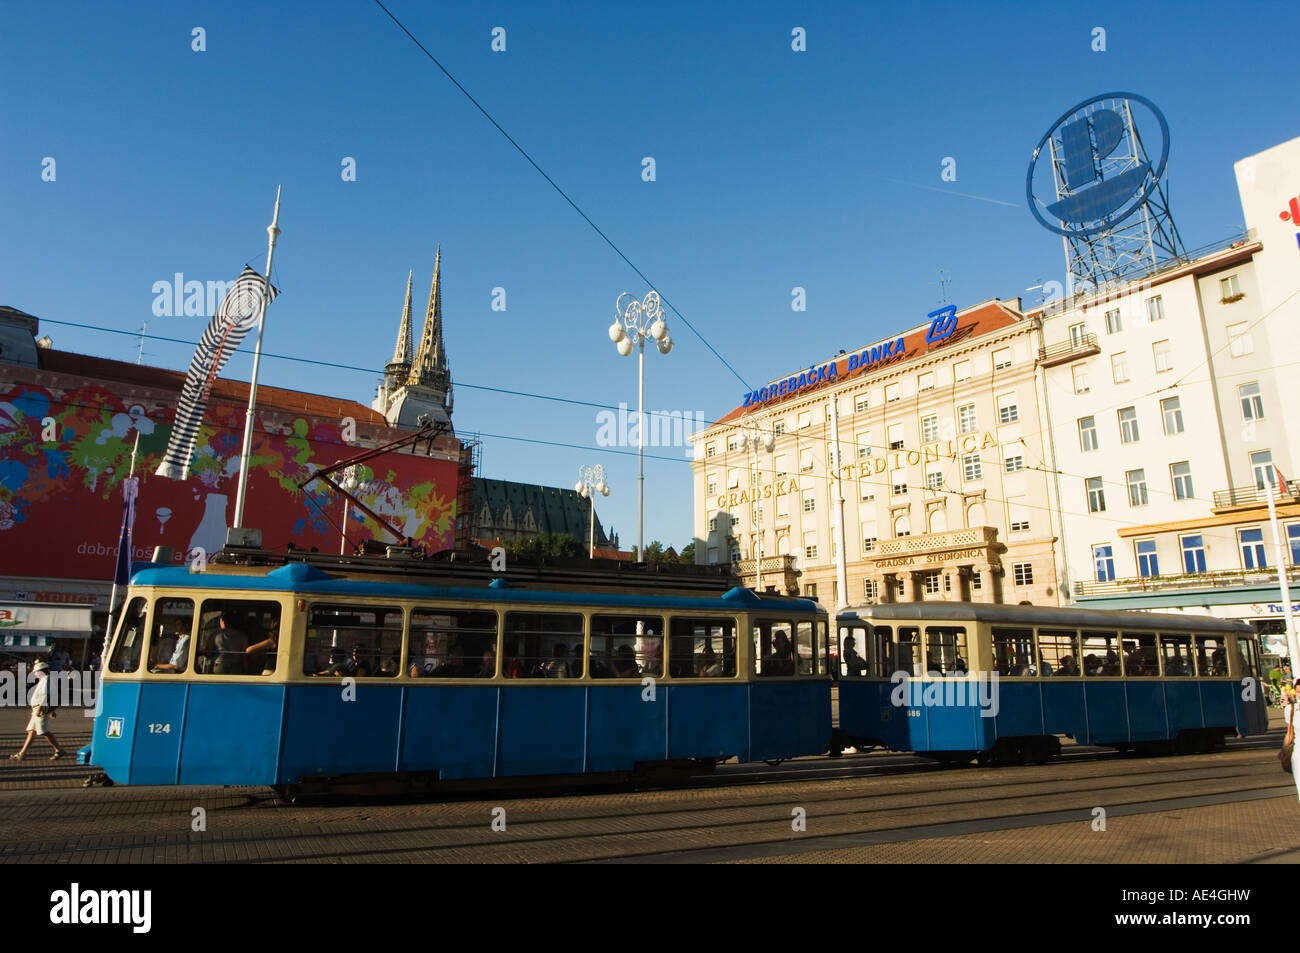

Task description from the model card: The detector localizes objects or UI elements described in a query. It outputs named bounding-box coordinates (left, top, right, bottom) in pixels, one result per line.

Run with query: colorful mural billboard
left=0, top=371, right=459, bottom=581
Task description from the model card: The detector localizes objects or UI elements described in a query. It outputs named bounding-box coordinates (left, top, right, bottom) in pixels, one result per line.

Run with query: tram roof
left=839, top=601, right=1254, bottom=634
left=127, top=564, right=823, bottom=614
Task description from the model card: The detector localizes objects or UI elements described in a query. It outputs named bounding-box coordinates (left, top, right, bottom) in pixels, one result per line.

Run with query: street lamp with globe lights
left=607, top=291, right=672, bottom=561
left=736, top=416, right=776, bottom=591
left=575, top=464, right=611, bottom=558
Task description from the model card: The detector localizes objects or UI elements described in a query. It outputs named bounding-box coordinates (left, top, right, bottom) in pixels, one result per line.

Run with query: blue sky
left=3, top=0, right=1297, bottom=550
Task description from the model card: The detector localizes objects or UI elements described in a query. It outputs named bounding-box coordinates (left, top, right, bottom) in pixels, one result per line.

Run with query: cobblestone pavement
left=1, top=705, right=1295, bottom=863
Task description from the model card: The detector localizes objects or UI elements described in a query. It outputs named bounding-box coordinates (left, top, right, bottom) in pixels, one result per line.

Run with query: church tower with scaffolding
left=373, top=247, right=454, bottom=432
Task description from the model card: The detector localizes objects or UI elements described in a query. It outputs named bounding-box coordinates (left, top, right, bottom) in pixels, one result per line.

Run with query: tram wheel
left=764, top=759, right=785, bottom=767
left=274, top=784, right=300, bottom=804
left=1029, top=739, right=1051, bottom=765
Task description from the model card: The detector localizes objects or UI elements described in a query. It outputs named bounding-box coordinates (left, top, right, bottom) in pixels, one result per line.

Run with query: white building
left=1037, top=136, right=1300, bottom=655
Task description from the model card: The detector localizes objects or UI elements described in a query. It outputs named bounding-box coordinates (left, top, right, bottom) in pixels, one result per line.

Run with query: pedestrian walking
left=9, top=660, right=65, bottom=761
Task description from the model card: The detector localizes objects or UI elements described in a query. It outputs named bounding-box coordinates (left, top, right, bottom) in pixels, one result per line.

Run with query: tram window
left=795, top=621, right=815, bottom=675
left=148, top=598, right=194, bottom=674
left=409, top=609, right=498, bottom=678
left=1238, top=636, right=1259, bottom=679
left=753, top=620, right=796, bottom=676
left=1037, top=629, right=1079, bottom=677
left=894, top=627, right=922, bottom=677
left=589, top=615, right=662, bottom=678
left=590, top=615, right=663, bottom=679
left=870, top=626, right=892, bottom=677
left=669, top=617, right=736, bottom=678
left=1159, top=633, right=1194, bottom=677
left=817, top=621, right=829, bottom=676
left=1194, top=636, right=1229, bottom=676
left=504, top=612, right=584, bottom=679
left=108, top=597, right=148, bottom=673
left=839, top=626, right=868, bottom=677
left=1081, top=631, right=1121, bottom=676
left=924, top=626, right=968, bottom=675
left=1121, top=633, right=1158, bottom=677
left=302, top=603, right=399, bottom=678
left=991, top=627, right=1036, bottom=676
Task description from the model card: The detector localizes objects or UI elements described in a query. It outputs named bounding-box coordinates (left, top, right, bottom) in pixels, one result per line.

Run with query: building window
left=885, top=382, right=900, bottom=403
left=1078, top=416, right=1099, bottom=452
left=797, top=411, right=812, bottom=429
left=805, top=583, right=818, bottom=599
left=1068, top=323, right=1087, bottom=346
left=892, top=473, right=908, bottom=496
left=1112, top=352, right=1130, bottom=384
left=1118, top=406, right=1139, bottom=444
left=993, top=348, right=1012, bottom=370
left=1011, top=519, right=1030, bottom=533
left=1228, top=322, right=1253, bottom=357
left=921, top=414, right=939, bottom=442
left=997, top=394, right=1019, bottom=424
left=802, top=492, right=816, bottom=513
left=926, top=469, right=944, bottom=489
left=854, top=396, right=868, bottom=413
left=918, top=371, right=934, bottom=391
left=1005, top=455, right=1024, bottom=473
left=894, top=515, right=910, bottom=537
left=923, top=571, right=942, bottom=595
left=1086, top=477, right=1106, bottom=513
left=1072, top=364, right=1090, bottom=394
left=1146, top=295, right=1165, bottom=322
left=954, top=360, right=971, bottom=382
left=1093, top=544, right=1115, bottom=581
left=862, top=536, right=877, bottom=553
left=706, top=444, right=716, bottom=458
left=860, top=484, right=874, bottom=502
left=706, top=478, right=717, bottom=495
left=1152, top=339, right=1172, bottom=373
left=1105, top=308, right=1122, bottom=334
left=1240, top=381, right=1264, bottom=421
left=963, top=453, right=982, bottom=482
left=1220, top=275, right=1242, bottom=301
left=1171, top=461, right=1194, bottom=500
left=857, top=431, right=872, bottom=459
left=1181, top=534, right=1207, bottom=574
left=1126, top=468, right=1148, bottom=506
left=708, top=515, right=718, bottom=532
left=1251, top=449, right=1274, bottom=490
left=727, top=437, right=738, bottom=452
left=803, top=531, right=818, bottom=561
left=887, top=422, right=904, bottom=450
left=1161, top=397, right=1184, bottom=435
left=730, top=545, right=741, bottom=563
left=799, top=449, right=813, bottom=472
left=773, top=420, right=785, bottom=436
left=1289, top=524, right=1300, bottom=566
left=730, top=515, right=740, bottom=527
left=1240, top=528, right=1267, bottom=570
left=1013, top=562, right=1033, bottom=587
left=970, top=572, right=982, bottom=591
left=1136, top=539, right=1159, bottom=578
left=863, top=579, right=878, bottom=601
left=958, top=403, right=977, bottom=434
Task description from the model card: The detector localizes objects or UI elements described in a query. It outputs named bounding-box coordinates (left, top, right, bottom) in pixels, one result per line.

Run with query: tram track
left=0, top=737, right=1291, bottom=863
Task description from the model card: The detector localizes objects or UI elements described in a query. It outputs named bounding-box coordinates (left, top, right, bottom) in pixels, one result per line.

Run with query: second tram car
left=836, top=602, right=1268, bottom=765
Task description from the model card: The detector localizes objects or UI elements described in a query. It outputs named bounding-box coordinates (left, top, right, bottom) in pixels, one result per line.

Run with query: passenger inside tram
left=763, top=632, right=795, bottom=676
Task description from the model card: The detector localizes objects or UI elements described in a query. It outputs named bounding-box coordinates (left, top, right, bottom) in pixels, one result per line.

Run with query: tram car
left=84, top=554, right=831, bottom=794
left=835, top=602, right=1269, bottom=765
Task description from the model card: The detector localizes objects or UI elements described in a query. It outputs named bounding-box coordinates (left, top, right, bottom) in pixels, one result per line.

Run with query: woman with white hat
left=9, top=660, right=65, bottom=761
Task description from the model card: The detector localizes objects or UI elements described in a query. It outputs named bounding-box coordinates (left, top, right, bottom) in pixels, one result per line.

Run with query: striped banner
left=155, top=266, right=279, bottom=480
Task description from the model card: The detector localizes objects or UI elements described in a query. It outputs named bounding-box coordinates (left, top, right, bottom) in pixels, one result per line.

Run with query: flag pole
left=233, top=187, right=282, bottom=530
left=102, top=431, right=142, bottom=663
left=1265, top=466, right=1299, bottom=668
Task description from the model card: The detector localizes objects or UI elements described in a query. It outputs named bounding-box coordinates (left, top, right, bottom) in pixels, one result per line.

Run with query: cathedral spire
left=409, top=245, right=445, bottom=386
left=391, top=269, right=414, bottom=367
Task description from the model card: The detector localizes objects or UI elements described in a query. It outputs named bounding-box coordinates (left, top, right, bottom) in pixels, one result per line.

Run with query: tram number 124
left=147, top=724, right=172, bottom=734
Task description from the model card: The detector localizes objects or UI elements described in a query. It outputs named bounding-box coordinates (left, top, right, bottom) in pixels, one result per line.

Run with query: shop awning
left=0, top=603, right=93, bottom=653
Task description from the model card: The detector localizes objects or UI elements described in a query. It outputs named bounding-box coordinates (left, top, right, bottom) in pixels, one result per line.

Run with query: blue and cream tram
left=836, top=602, right=1269, bottom=765
left=86, top=558, right=831, bottom=792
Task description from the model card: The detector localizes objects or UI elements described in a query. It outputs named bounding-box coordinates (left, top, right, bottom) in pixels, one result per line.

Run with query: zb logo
left=925, top=305, right=957, bottom=344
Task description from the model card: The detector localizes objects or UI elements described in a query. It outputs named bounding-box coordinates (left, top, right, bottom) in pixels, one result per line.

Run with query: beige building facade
left=691, top=298, right=1061, bottom=611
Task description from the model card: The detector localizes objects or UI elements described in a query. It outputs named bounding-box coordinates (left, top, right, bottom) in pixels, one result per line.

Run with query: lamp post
left=736, top=415, right=776, bottom=592
left=607, top=291, right=672, bottom=562
left=575, top=464, right=611, bottom=558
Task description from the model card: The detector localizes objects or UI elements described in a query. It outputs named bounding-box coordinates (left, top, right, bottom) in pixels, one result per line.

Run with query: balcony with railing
left=733, top=553, right=801, bottom=593
left=1212, top=481, right=1300, bottom=510
left=1074, top=565, right=1300, bottom=598
left=1037, top=332, right=1100, bottom=367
